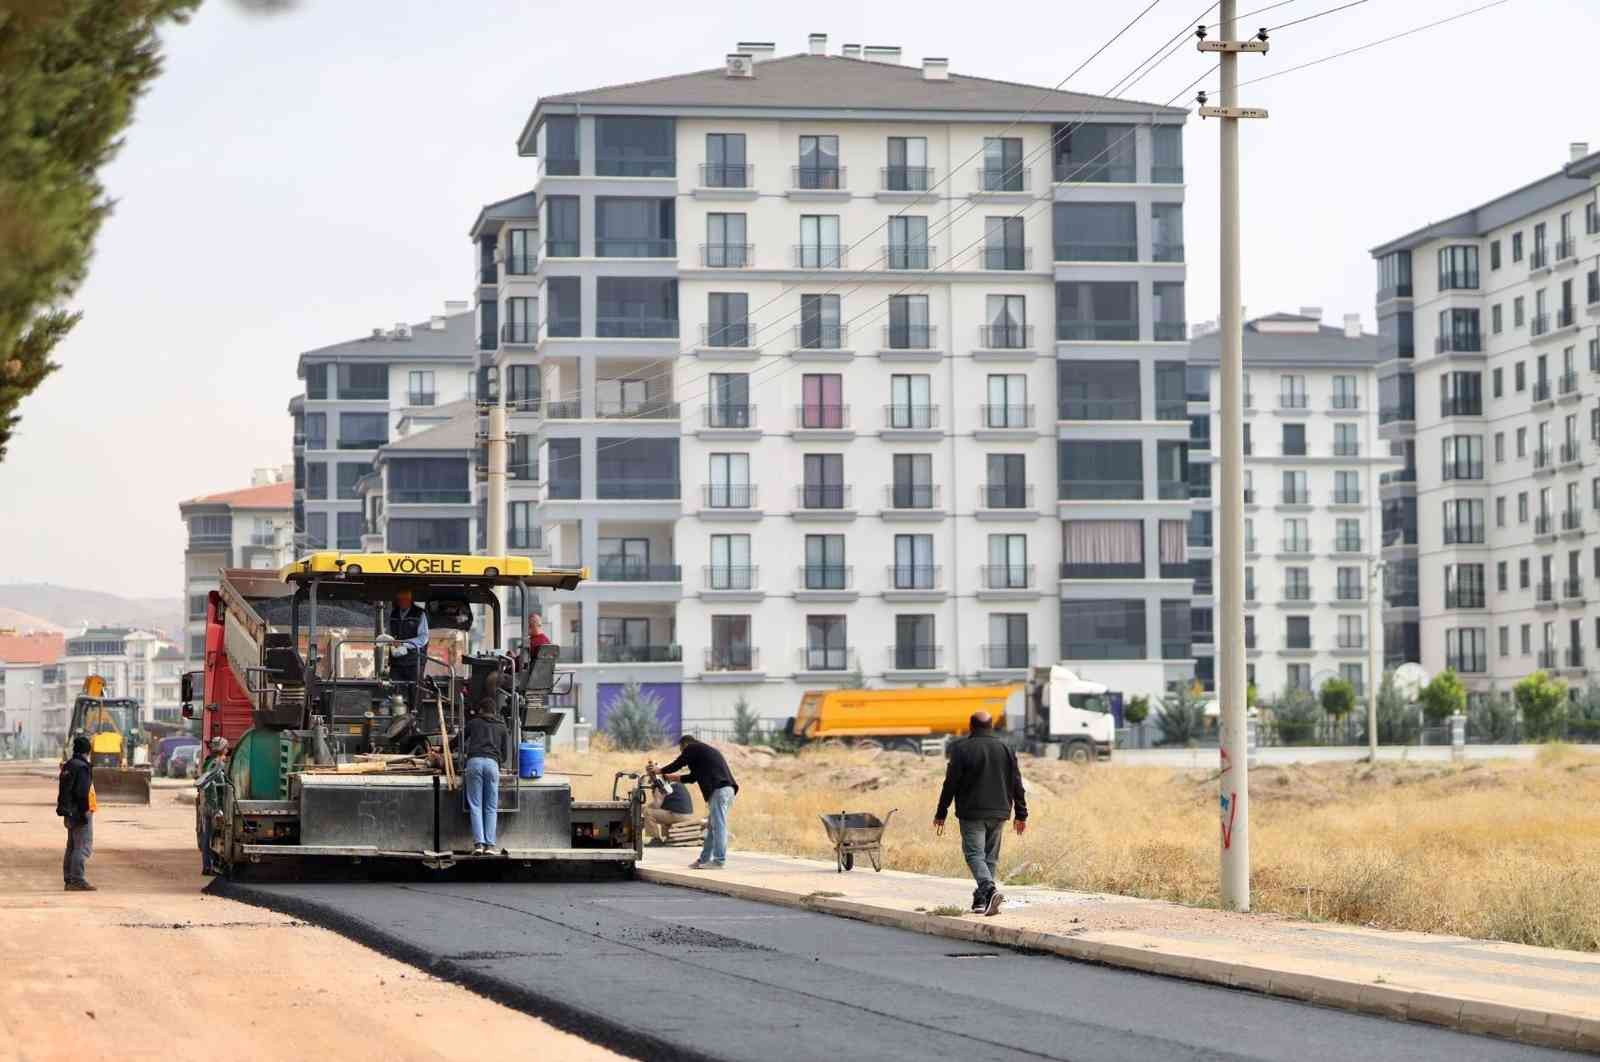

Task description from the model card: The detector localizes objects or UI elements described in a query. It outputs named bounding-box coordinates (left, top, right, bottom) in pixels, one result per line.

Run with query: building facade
left=0, top=631, right=65, bottom=755
left=1372, top=142, right=1600, bottom=693
left=179, top=472, right=294, bottom=663
left=57, top=628, right=182, bottom=724
left=1188, top=311, right=1392, bottom=700
left=473, top=37, right=1189, bottom=729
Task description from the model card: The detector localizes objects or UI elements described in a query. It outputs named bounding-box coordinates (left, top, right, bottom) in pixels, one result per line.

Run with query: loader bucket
left=93, top=767, right=152, bottom=805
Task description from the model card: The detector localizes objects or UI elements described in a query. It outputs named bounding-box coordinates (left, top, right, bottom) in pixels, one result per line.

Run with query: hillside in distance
left=0, top=584, right=181, bottom=637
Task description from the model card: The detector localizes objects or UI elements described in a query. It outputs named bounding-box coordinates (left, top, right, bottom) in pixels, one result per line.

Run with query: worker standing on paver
left=387, top=588, right=429, bottom=699
left=934, top=710, right=1027, bottom=916
left=56, top=735, right=96, bottom=891
left=461, top=693, right=508, bottom=854
left=649, top=735, right=737, bottom=869
left=196, top=737, right=229, bottom=874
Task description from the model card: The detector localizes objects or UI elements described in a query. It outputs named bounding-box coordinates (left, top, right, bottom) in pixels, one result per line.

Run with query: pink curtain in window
left=1063, top=520, right=1141, bottom=563
left=802, top=374, right=843, bottom=428
left=1158, top=520, right=1188, bottom=564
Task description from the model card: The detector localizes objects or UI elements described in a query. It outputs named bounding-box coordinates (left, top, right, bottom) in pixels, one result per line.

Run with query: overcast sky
left=0, top=0, right=1580, bottom=598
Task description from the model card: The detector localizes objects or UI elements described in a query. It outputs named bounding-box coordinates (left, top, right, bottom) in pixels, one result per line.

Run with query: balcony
left=1379, top=403, right=1415, bottom=425
left=595, top=316, right=678, bottom=339
left=1435, top=333, right=1482, bottom=354
left=981, top=246, right=1032, bottom=271
left=1053, top=159, right=1135, bottom=183
left=885, top=484, right=941, bottom=510
left=1534, top=513, right=1555, bottom=538
left=980, top=565, right=1035, bottom=591
left=595, top=399, right=679, bottom=420
left=797, top=484, right=852, bottom=510
left=885, top=244, right=935, bottom=271
left=1059, top=398, right=1138, bottom=420
left=1562, top=440, right=1584, bottom=465
left=981, top=644, right=1034, bottom=670
left=595, top=238, right=676, bottom=258
left=978, top=323, right=1033, bottom=349
left=1532, top=447, right=1554, bottom=473
left=1556, top=237, right=1578, bottom=263
left=1445, top=588, right=1485, bottom=609
left=1559, top=370, right=1581, bottom=397
left=1531, top=247, right=1550, bottom=272
left=1558, top=305, right=1577, bottom=330
left=797, top=565, right=852, bottom=591
left=886, top=645, right=944, bottom=672
left=390, top=490, right=471, bottom=504
left=1334, top=490, right=1362, bottom=505
left=700, top=322, right=754, bottom=349
left=504, top=254, right=536, bottom=276
left=406, top=391, right=436, bottom=407
left=1058, top=320, right=1138, bottom=342
left=797, top=647, right=856, bottom=673
left=881, top=165, right=934, bottom=192
left=702, top=403, right=755, bottom=430
left=1538, top=648, right=1558, bottom=669
left=1564, top=509, right=1584, bottom=532
left=701, top=243, right=754, bottom=268
left=1153, top=321, right=1187, bottom=342
left=1336, top=585, right=1364, bottom=602
left=1333, top=442, right=1361, bottom=457
left=704, top=646, right=759, bottom=673
left=980, top=405, right=1036, bottom=430
left=795, top=323, right=849, bottom=350
left=703, top=565, right=758, bottom=592
left=1152, top=240, right=1184, bottom=263
left=596, top=644, right=682, bottom=664
left=791, top=165, right=845, bottom=191
left=1536, top=580, right=1557, bottom=605
left=500, top=322, right=537, bottom=346
left=1335, top=536, right=1363, bottom=554
left=976, top=166, right=1031, bottom=193
left=1280, top=540, right=1313, bottom=556
left=885, top=565, right=941, bottom=591
left=793, top=244, right=848, bottom=269
left=1280, top=489, right=1310, bottom=506
left=794, top=405, right=850, bottom=432
left=1331, top=394, right=1361, bottom=410
left=1532, top=313, right=1551, bottom=337
left=702, top=484, right=757, bottom=510
left=1439, top=397, right=1481, bottom=417
left=1054, top=241, right=1136, bottom=262
left=595, top=562, right=682, bottom=584
left=883, top=405, right=939, bottom=431
left=699, top=162, right=753, bottom=189
left=885, top=324, right=937, bottom=350
left=978, top=484, right=1035, bottom=509
left=1565, top=577, right=1586, bottom=601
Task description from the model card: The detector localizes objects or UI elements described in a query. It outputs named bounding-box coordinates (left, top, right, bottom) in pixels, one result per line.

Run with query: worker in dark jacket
left=460, top=695, right=508, bottom=854
left=649, top=735, right=737, bottom=869
left=56, top=735, right=96, bottom=891
left=387, top=588, right=429, bottom=694
left=934, top=711, right=1027, bottom=916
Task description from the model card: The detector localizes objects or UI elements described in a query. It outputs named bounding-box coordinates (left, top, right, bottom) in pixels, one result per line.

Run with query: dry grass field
left=551, top=742, right=1600, bottom=952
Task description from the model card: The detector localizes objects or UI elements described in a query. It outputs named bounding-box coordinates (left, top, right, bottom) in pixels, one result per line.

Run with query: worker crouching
left=461, top=690, right=508, bottom=855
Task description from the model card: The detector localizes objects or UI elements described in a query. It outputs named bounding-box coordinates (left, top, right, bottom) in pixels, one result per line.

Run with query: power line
left=1266, top=0, right=1372, bottom=32
left=1240, top=0, right=1511, bottom=86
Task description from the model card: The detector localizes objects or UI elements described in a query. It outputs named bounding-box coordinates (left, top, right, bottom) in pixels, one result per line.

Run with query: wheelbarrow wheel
left=842, top=851, right=854, bottom=871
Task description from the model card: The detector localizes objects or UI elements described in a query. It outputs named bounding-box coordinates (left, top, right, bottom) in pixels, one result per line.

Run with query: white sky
left=0, top=0, right=1582, bottom=598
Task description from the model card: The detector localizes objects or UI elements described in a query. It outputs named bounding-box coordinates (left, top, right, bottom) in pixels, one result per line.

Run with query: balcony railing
left=1334, top=490, right=1362, bottom=505
left=1563, top=509, right=1583, bottom=531
left=795, top=323, right=848, bottom=349
left=594, top=478, right=679, bottom=500
left=889, top=645, right=944, bottom=671
left=595, top=562, right=682, bottom=583
left=1442, top=460, right=1485, bottom=480
left=1335, top=536, right=1363, bottom=553
left=1281, top=489, right=1310, bottom=505
left=1435, top=333, right=1482, bottom=354
left=794, top=244, right=848, bottom=268
left=501, top=323, right=537, bottom=345
left=1560, top=370, right=1581, bottom=395
left=885, top=324, right=937, bottom=349
left=1445, top=588, right=1485, bottom=609
left=701, top=243, right=754, bottom=268
left=1444, top=523, right=1486, bottom=544
left=981, top=246, right=1032, bottom=271
left=1331, top=394, right=1361, bottom=410
left=1278, top=393, right=1308, bottom=410
left=1059, top=398, right=1139, bottom=420
left=1060, top=561, right=1144, bottom=580
left=1281, top=540, right=1313, bottom=555
left=701, top=322, right=753, bottom=348
left=508, top=528, right=543, bottom=551
left=792, top=165, right=845, bottom=191
left=981, top=644, right=1034, bottom=670
left=699, top=162, right=753, bottom=188
left=885, top=244, right=935, bottom=270
left=1062, top=479, right=1142, bottom=501
left=881, top=165, right=934, bottom=192
left=1538, top=648, right=1558, bottom=669
left=1532, top=312, right=1551, bottom=337
left=797, top=565, right=852, bottom=590
left=1562, top=440, right=1583, bottom=464
left=1282, top=586, right=1313, bottom=602
left=1558, top=305, right=1577, bottom=329
left=1439, top=397, right=1481, bottom=417
left=1565, top=577, right=1586, bottom=600
left=338, top=438, right=386, bottom=451
left=797, top=484, right=852, bottom=509
left=1379, top=403, right=1415, bottom=425
left=1285, top=640, right=1314, bottom=652
left=504, top=255, right=536, bottom=275
left=702, top=403, right=755, bottom=430
left=594, top=156, right=675, bottom=178
left=980, top=565, right=1034, bottom=590
left=1536, top=580, right=1556, bottom=604
left=1152, top=240, right=1184, bottom=262
left=704, top=646, right=759, bottom=672
left=1333, top=442, right=1361, bottom=457
left=1557, top=237, right=1577, bottom=262
left=1533, top=447, right=1554, bottom=470
left=1531, top=246, right=1550, bottom=271
left=980, top=405, right=1035, bottom=429
left=795, top=404, right=850, bottom=430
left=976, top=166, right=1030, bottom=192
left=1153, top=321, right=1187, bottom=342
left=596, top=643, right=682, bottom=664
left=1053, top=159, right=1135, bottom=183
left=1158, top=481, right=1190, bottom=500
left=406, top=391, right=436, bottom=407
left=595, top=399, right=679, bottom=420
left=978, top=484, right=1034, bottom=509
left=1337, top=634, right=1366, bottom=650
left=798, top=647, right=856, bottom=672
left=885, top=484, right=940, bottom=509
left=1336, top=585, right=1364, bottom=602
left=595, top=316, right=679, bottom=338
left=389, top=490, right=471, bottom=504
left=883, top=405, right=938, bottom=430
left=545, top=239, right=578, bottom=258
left=1568, top=647, right=1586, bottom=669
left=703, top=484, right=756, bottom=509
left=541, top=400, right=581, bottom=419
left=1054, top=241, right=1136, bottom=262
left=595, top=238, right=676, bottom=258
left=703, top=565, right=758, bottom=591
left=970, top=323, right=1033, bottom=350
left=1057, top=319, right=1140, bottom=341
left=885, top=564, right=941, bottom=590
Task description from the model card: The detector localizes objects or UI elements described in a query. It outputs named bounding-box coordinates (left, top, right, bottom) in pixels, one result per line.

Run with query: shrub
left=1514, top=671, right=1568, bottom=741
left=1273, top=688, right=1320, bottom=746
left=1319, top=677, right=1356, bottom=721
left=731, top=695, right=760, bottom=745
left=1468, top=690, right=1518, bottom=743
left=601, top=680, right=666, bottom=751
left=1123, top=695, right=1150, bottom=726
left=1418, top=669, right=1466, bottom=725
left=1155, top=685, right=1205, bottom=746
left=1368, top=670, right=1420, bottom=745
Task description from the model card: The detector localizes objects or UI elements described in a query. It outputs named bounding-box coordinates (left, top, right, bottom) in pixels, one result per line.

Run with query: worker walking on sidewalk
left=934, top=711, right=1027, bottom=916
left=56, top=735, right=96, bottom=891
left=461, top=697, right=508, bottom=854
left=650, top=735, right=738, bottom=869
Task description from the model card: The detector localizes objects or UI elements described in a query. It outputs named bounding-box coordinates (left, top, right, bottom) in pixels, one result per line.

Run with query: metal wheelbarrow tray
left=819, top=808, right=896, bottom=872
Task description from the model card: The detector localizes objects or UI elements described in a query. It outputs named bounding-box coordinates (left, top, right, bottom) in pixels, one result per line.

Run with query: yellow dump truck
left=785, top=686, right=1022, bottom=753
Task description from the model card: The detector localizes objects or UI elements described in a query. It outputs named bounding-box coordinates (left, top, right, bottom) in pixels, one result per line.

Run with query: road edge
left=635, top=866, right=1598, bottom=1053
left=208, top=878, right=715, bottom=1062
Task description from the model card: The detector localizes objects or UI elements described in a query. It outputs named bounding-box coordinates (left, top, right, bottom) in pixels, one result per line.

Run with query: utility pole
left=485, top=402, right=509, bottom=643
left=1198, top=1, right=1267, bottom=912
left=1367, top=559, right=1386, bottom=760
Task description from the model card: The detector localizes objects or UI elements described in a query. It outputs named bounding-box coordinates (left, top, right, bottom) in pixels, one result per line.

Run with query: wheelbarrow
left=819, top=809, right=897, bottom=872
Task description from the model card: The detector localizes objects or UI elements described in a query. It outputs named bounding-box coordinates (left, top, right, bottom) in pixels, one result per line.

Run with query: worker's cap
left=72, top=735, right=91, bottom=755
left=209, top=737, right=227, bottom=751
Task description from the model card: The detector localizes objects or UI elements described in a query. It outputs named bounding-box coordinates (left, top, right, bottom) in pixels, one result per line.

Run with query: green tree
left=1272, top=688, right=1320, bottom=746
left=730, top=694, right=759, bottom=745
left=1246, top=682, right=1258, bottom=710
left=1319, top=677, right=1356, bottom=721
left=1155, top=684, right=1205, bottom=747
left=0, top=0, right=203, bottom=458
left=1570, top=683, right=1600, bottom=742
left=1468, top=689, right=1518, bottom=743
left=1418, top=669, right=1467, bottom=725
left=1514, top=670, right=1568, bottom=741
left=602, top=680, right=666, bottom=751
left=1369, top=670, right=1420, bottom=745
left=1122, top=694, right=1150, bottom=726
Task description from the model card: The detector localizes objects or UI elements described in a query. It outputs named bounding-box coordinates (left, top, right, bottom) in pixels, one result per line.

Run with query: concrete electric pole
left=485, top=402, right=509, bottom=642
left=1367, top=559, right=1386, bottom=761
left=1198, top=0, right=1267, bottom=912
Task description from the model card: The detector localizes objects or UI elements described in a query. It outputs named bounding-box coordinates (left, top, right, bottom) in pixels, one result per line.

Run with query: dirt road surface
left=0, top=767, right=620, bottom=1062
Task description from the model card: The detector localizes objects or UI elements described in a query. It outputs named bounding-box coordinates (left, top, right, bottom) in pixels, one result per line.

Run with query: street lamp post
left=25, top=680, right=37, bottom=761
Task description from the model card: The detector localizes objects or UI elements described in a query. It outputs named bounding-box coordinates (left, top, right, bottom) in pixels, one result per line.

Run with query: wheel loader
left=67, top=676, right=152, bottom=805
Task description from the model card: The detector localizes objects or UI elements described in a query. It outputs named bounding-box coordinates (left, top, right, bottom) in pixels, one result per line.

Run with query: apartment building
left=476, top=36, right=1188, bottom=728
left=292, top=306, right=475, bottom=552
left=0, top=631, right=65, bottom=754
left=179, top=470, right=294, bottom=663
left=57, top=628, right=183, bottom=724
left=1188, top=310, right=1391, bottom=699
left=1371, top=141, right=1600, bottom=692
left=357, top=403, right=480, bottom=554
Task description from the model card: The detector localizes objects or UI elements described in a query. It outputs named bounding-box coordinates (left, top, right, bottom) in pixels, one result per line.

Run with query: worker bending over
left=649, top=735, right=738, bottom=869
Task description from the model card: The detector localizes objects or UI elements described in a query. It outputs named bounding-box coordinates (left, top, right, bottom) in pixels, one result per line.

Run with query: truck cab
left=1025, top=666, right=1116, bottom=763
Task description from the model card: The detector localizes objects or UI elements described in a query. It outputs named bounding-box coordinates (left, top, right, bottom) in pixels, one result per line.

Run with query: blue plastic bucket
left=518, top=741, right=545, bottom=779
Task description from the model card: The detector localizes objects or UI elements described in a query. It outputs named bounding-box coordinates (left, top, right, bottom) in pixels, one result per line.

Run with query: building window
left=596, top=277, right=677, bottom=338
left=337, top=363, right=387, bottom=401
left=336, top=462, right=371, bottom=501
left=987, top=615, right=1031, bottom=669
left=797, top=134, right=841, bottom=189
left=708, top=615, right=753, bottom=671
left=985, top=534, right=1030, bottom=589
left=805, top=615, right=849, bottom=670
left=1153, top=282, right=1186, bottom=341
left=337, top=412, right=387, bottom=450
left=798, top=214, right=844, bottom=268
left=704, top=213, right=749, bottom=268
left=1377, top=250, right=1412, bottom=298
left=1053, top=203, right=1136, bottom=261
left=1281, top=423, right=1306, bottom=457
left=1441, top=435, right=1484, bottom=480
left=1061, top=520, right=1144, bottom=579
left=595, top=116, right=675, bottom=177
left=1442, top=498, right=1485, bottom=544
left=706, top=452, right=751, bottom=508
left=802, top=293, right=845, bottom=348
left=887, top=215, right=932, bottom=270
left=801, top=453, right=846, bottom=509
left=595, top=197, right=675, bottom=258
left=305, top=512, right=327, bottom=549
left=894, top=615, right=938, bottom=670
left=1058, top=441, right=1140, bottom=500
left=305, top=462, right=327, bottom=501
left=983, top=295, right=1028, bottom=349
left=1152, top=203, right=1183, bottom=262
left=544, top=196, right=579, bottom=257
left=706, top=292, right=750, bottom=348
left=1437, top=245, right=1479, bottom=290
left=981, top=136, right=1025, bottom=191
left=1513, top=297, right=1525, bottom=329
left=708, top=535, right=753, bottom=591
left=1060, top=599, right=1145, bottom=659
left=387, top=518, right=467, bottom=552
left=1151, top=125, right=1182, bottom=182
left=1491, top=304, right=1503, bottom=335
left=800, top=373, right=844, bottom=429
left=888, top=374, right=934, bottom=431
left=1056, top=281, right=1138, bottom=341
left=1052, top=122, right=1135, bottom=182
left=1058, top=361, right=1139, bottom=420
left=704, top=133, right=748, bottom=188
left=984, top=453, right=1030, bottom=508
left=983, top=216, right=1027, bottom=270
left=1285, top=616, right=1312, bottom=651
left=892, top=534, right=936, bottom=589
left=891, top=453, right=935, bottom=508
left=1446, top=628, right=1487, bottom=673
left=546, top=277, right=580, bottom=337
left=885, top=136, right=929, bottom=191
left=542, top=115, right=578, bottom=175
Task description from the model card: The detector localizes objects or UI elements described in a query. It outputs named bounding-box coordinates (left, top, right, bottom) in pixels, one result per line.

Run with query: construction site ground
left=0, top=765, right=618, bottom=1062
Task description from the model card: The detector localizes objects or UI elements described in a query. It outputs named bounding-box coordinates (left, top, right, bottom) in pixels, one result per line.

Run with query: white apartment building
left=179, top=469, right=294, bottom=663
left=0, top=632, right=65, bottom=754
left=1188, top=311, right=1392, bottom=700
left=474, top=36, right=1189, bottom=729
left=57, top=628, right=183, bottom=724
left=1372, top=141, right=1600, bottom=693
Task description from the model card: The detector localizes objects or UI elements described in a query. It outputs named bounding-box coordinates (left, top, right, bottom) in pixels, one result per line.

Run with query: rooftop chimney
left=842, top=43, right=862, bottom=59
left=1572, top=141, right=1591, bottom=163
left=1344, top=313, right=1362, bottom=338
left=922, top=57, right=949, bottom=80
left=808, top=33, right=827, bottom=56
left=1298, top=305, right=1323, bottom=321
left=736, top=40, right=776, bottom=63
left=250, top=467, right=276, bottom=487
left=863, top=45, right=902, bottom=64
left=444, top=299, right=468, bottom=314
left=430, top=314, right=446, bottom=331
left=725, top=52, right=754, bottom=78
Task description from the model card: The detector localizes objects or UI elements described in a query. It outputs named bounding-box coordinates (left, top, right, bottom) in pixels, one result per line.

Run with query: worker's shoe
left=983, top=888, right=1005, bottom=917
left=64, top=881, right=97, bottom=892
left=969, top=888, right=986, bottom=913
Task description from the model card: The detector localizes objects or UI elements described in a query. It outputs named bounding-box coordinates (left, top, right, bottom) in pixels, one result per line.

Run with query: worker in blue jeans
left=650, top=735, right=739, bottom=869
left=460, top=701, right=507, bottom=854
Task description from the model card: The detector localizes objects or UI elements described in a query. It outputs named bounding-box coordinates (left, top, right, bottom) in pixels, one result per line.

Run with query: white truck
left=1018, top=663, right=1172, bottom=763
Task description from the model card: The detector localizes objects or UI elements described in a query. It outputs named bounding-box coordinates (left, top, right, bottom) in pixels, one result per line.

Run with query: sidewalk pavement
left=637, top=845, right=1600, bottom=1053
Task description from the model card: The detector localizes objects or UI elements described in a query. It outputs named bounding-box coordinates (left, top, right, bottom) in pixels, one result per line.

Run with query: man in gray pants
left=933, top=711, right=1027, bottom=915
left=57, top=735, right=96, bottom=891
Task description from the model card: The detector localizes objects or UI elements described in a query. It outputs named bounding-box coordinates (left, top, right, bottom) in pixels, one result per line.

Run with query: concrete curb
left=636, top=866, right=1600, bottom=1053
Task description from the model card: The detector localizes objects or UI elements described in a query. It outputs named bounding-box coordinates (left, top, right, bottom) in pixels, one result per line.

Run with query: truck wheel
left=1061, top=742, right=1092, bottom=766
left=856, top=739, right=883, bottom=752
left=889, top=738, right=922, bottom=754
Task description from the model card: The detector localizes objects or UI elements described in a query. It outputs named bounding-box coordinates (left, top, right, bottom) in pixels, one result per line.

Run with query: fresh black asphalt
left=217, top=876, right=1586, bottom=1062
